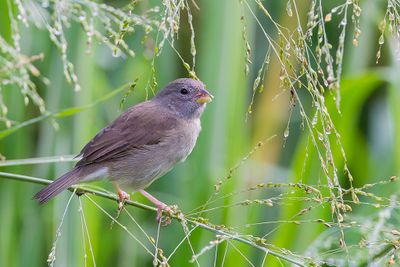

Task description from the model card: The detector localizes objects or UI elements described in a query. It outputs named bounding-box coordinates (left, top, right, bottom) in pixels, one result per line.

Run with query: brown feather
left=76, top=101, right=179, bottom=167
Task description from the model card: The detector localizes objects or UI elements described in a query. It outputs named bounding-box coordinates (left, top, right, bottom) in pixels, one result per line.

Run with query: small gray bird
left=34, top=78, right=212, bottom=221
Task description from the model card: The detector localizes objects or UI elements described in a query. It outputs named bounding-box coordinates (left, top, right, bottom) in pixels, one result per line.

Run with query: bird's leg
left=139, top=190, right=172, bottom=224
left=113, top=183, right=130, bottom=210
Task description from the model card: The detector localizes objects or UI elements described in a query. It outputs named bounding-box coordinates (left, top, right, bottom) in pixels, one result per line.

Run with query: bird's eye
left=180, top=88, right=188, bottom=95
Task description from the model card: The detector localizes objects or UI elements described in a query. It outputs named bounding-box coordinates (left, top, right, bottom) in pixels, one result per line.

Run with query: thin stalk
left=0, top=172, right=308, bottom=267
left=0, top=82, right=132, bottom=140
left=358, top=242, right=398, bottom=267
left=0, top=172, right=155, bottom=211
left=0, top=155, right=77, bottom=167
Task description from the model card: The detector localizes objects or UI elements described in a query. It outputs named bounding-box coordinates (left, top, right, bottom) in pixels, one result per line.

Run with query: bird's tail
left=34, top=167, right=82, bottom=204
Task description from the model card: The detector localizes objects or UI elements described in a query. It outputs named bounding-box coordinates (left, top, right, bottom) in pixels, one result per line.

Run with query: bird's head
left=154, top=78, right=213, bottom=119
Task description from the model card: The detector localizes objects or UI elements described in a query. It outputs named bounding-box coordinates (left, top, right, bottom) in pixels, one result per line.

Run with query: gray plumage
left=34, top=78, right=211, bottom=204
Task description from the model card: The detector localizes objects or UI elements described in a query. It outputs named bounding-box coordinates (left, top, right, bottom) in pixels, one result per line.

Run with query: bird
left=34, top=78, right=212, bottom=221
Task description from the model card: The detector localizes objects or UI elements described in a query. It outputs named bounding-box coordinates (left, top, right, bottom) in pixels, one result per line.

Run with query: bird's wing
left=75, top=102, right=179, bottom=166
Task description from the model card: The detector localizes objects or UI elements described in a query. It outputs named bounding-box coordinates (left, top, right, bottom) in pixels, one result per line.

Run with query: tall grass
left=1, top=0, right=400, bottom=266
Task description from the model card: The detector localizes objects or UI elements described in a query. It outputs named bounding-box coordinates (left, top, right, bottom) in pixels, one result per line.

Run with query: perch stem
left=0, top=171, right=307, bottom=267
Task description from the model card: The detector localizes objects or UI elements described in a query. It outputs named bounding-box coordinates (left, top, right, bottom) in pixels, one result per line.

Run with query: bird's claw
left=156, top=204, right=172, bottom=226
left=117, top=190, right=130, bottom=211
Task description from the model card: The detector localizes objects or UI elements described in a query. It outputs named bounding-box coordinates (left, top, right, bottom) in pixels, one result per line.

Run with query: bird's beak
left=196, top=89, right=213, bottom=104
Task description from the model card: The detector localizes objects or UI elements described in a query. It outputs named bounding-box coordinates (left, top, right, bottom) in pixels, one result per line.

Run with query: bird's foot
left=109, top=184, right=130, bottom=229
left=117, top=190, right=130, bottom=210
left=139, top=190, right=173, bottom=226
left=114, top=183, right=130, bottom=210
left=156, top=203, right=172, bottom=226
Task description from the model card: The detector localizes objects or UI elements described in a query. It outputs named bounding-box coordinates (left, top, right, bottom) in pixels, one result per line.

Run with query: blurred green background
left=1, top=0, right=399, bottom=266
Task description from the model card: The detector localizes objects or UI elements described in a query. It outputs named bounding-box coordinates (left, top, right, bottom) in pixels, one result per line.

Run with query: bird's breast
left=168, top=118, right=201, bottom=163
